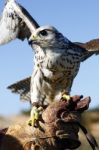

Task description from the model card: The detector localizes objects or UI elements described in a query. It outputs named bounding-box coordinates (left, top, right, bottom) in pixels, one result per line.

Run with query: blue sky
left=0, top=0, right=99, bottom=115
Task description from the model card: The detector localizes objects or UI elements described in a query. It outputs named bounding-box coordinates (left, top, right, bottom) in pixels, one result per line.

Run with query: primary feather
left=8, top=77, right=31, bottom=101
left=0, top=0, right=39, bottom=45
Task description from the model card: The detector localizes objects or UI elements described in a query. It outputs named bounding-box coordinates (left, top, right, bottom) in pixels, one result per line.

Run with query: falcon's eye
left=39, top=30, right=48, bottom=37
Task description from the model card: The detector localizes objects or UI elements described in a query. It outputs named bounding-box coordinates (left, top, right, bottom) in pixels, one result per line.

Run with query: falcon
left=28, top=26, right=99, bottom=105
left=1, top=0, right=99, bottom=126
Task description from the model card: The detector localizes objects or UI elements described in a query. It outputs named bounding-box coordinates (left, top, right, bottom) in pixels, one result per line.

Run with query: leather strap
left=78, top=122, right=99, bottom=150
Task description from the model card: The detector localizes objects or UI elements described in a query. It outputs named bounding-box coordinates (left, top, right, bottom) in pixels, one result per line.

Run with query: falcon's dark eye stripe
left=39, top=30, right=48, bottom=36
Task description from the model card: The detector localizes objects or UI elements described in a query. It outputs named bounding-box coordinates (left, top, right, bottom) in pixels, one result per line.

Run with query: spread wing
left=1, top=0, right=39, bottom=102
left=74, top=39, right=99, bottom=61
left=7, top=77, right=31, bottom=101
left=75, top=39, right=99, bottom=53
left=0, top=0, right=39, bottom=45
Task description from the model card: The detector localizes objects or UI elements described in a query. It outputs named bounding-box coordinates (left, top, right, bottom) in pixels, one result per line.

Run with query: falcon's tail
left=7, top=77, right=31, bottom=101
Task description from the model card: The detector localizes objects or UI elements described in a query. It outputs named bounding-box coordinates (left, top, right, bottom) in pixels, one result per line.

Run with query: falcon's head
left=28, top=25, right=69, bottom=49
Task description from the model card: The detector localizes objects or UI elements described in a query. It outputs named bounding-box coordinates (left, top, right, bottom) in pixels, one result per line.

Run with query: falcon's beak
left=28, top=39, right=32, bottom=45
left=28, top=35, right=38, bottom=45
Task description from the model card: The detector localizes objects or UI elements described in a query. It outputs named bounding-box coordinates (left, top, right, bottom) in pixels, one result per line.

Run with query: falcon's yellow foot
left=62, top=94, right=71, bottom=101
left=28, top=106, right=43, bottom=127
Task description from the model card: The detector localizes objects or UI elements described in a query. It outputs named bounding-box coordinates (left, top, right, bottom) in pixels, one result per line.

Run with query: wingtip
left=5, top=0, right=15, bottom=4
left=6, top=0, right=15, bottom=2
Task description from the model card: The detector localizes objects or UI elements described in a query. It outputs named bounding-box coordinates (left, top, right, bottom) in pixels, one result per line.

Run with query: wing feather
left=75, top=39, right=99, bottom=54
left=7, top=77, right=31, bottom=101
left=74, top=39, right=99, bottom=61
left=0, top=0, right=39, bottom=45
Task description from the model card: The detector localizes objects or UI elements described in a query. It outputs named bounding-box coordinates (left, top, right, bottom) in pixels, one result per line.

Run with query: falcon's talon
left=62, top=94, right=71, bottom=101
left=28, top=119, right=35, bottom=127
left=28, top=106, right=41, bottom=127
